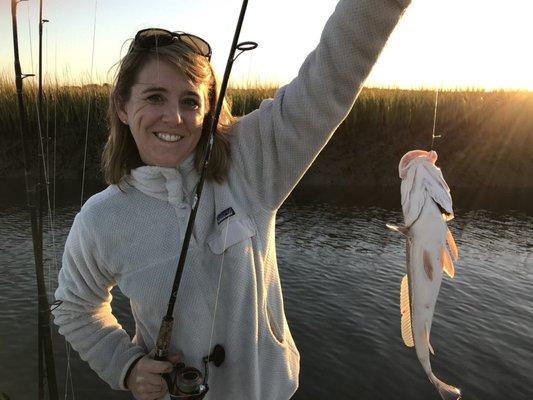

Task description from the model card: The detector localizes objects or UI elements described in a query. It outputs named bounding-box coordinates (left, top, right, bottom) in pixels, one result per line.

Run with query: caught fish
left=387, top=150, right=461, bottom=400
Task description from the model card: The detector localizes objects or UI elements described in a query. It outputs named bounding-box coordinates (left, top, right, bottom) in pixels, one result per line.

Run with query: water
left=1, top=193, right=532, bottom=400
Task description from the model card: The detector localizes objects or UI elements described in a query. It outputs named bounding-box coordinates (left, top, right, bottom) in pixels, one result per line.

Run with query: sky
left=1, top=0, right=533, bottom=90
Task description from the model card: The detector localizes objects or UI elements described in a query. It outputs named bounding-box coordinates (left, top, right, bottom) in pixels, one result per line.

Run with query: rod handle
left=155, top=316, right=173, bottom=360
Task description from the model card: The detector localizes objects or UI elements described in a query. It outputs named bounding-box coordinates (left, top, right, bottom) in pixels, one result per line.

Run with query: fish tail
left=430, top=374, right=461, bottom=400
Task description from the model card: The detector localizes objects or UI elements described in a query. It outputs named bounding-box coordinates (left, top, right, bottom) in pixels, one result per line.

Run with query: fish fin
left=429, top=374, right=462, bottom=400
left=441, top=246, right=455, bottom=278
left=426, top=323, right=435, bottom=355
left=446, top=228, right=459, bottom=261
left=386, top=223, right=410, bottom=237
left=400, top=275, right=414, bottom=347
left=423, top=250, right=434, bottom=281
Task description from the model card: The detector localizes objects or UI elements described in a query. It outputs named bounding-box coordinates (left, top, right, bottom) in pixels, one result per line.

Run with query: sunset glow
left=1, top=0, right=532, bottom=90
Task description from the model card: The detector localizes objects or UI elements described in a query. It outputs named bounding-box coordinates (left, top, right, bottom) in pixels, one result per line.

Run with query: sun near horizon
left=1, top=0, right=533, bottom=91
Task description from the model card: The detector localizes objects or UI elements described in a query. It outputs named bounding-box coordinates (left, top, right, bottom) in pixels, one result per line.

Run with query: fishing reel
left=162, top=345, right=225, bottom=399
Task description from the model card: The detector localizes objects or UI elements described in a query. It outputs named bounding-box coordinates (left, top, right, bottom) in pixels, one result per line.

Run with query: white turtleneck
left=128, top=153, right=198, bottom=206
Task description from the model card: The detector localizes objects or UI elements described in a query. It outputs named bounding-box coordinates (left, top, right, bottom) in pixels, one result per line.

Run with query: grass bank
left=1, top=77, right=532, bottom=197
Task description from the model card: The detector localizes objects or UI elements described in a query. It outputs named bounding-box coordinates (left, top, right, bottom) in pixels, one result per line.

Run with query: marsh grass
left=1, top=74, right=532, bottom=189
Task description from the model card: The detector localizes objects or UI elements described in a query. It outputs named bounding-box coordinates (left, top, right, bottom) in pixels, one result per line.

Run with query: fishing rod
left=10, top=1, right=59, bottom=399
left=153, top=0, right=257, bottom=397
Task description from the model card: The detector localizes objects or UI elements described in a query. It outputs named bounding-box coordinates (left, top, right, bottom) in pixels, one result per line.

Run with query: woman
left=53, top=0, right=411, bottom=399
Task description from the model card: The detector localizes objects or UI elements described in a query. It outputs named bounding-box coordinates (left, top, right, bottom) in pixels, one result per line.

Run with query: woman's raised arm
left=231, top=0, right=410, bottom=210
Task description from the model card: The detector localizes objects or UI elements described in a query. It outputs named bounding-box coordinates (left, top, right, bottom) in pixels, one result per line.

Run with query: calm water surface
left=0, top=194, right=532, bottom=399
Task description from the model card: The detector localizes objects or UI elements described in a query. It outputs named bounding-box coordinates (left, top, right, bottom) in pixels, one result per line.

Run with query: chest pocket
left=207, top=215, right=256, bottom=254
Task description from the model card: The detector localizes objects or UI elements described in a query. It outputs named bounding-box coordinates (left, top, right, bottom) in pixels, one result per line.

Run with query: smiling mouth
left=154, top=132, right=184, bottom=142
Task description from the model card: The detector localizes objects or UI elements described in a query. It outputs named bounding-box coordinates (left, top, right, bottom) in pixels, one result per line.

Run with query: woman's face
left=118, top=59, right=207, bottom=167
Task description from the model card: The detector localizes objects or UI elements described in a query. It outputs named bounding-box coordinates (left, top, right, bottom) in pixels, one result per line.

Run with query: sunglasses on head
left=133, top=28, right=212, bottom=60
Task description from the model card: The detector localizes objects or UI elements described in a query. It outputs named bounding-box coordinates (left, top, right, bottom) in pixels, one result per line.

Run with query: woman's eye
left=182, top=98, right=199, bottom=109
left=146, top=94, right=164, bottom=103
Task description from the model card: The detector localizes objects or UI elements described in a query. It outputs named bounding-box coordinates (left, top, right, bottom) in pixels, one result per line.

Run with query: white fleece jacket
left=53, top=0, right=410, bottom=398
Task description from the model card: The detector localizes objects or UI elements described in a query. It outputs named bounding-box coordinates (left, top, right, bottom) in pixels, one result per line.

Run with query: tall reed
left=1, top=75, right=532, bottom=189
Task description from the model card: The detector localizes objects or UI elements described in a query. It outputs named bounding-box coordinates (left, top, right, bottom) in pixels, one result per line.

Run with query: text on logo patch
left=217, top=207, right=235, bottom=225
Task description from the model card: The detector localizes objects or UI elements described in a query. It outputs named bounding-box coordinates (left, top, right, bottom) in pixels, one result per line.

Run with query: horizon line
left=1, top=69, right=533, bottom=93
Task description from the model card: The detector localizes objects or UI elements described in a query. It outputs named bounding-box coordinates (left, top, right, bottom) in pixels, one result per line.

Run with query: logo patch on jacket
left=217, top=207, right=235, bottom=225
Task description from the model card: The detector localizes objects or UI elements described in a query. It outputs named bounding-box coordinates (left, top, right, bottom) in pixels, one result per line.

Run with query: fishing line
left=64, top=340, right=75, bottom=400
left=80, top=0, right=98, bottom=207
left=31, top=36, right=56, bottom=302
left=427, top=88, right=476, bottom=277
left=205, top=220, right=230, bottom=365
left=204, top=25, right=258, bottom=371
left=20, top=0, right=57, bottom=302
left=428, top=89, right=470, bottom=246
left=38, top=6, right=64, bottom=398
left=426, top=90, right=476, bottom=265
left=204, top=25, right=258, bottom=368
left=25, top=1, right=35, bottom=74
left=12, top=1, right=60, bottom=398
left=45, top=19, right=50, bottom=182
left=239, top=49, right=254, bottom=116
left=204, top=47, right=255, bottom=361
left=430, top=89, right=441, bottom=150
left=38, top=15, right=57, bottom=297
left=53, top=36, right=57, bottom=232
left=41, top=16, right=57, bottom=297
left=64, top=2, right=99, bottom=397
left=42, top=26, right=61, bottom=301
left=51, top=33, right=59, bottom=285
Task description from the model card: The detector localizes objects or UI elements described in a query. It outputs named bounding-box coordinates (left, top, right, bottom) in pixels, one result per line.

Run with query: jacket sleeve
left=231, top=0, right=410, bottom=210
left=52, top=213, right=145, bottom=390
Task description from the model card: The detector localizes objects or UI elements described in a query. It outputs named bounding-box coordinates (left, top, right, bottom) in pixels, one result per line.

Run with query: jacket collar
left=126, top=154, right=198, bottom=207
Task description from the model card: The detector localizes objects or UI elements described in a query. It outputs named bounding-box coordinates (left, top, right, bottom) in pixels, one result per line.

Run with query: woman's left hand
left=127, top=351, right=182, bottom=400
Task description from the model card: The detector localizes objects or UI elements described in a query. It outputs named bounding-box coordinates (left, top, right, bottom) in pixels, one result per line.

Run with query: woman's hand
left=127, top=352, right=181, bottom=400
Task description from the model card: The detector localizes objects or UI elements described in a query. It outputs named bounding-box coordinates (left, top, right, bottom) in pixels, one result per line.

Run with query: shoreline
left=2, top=178, right=531, bottom=214
left=2, top=88, right=532, bottom=204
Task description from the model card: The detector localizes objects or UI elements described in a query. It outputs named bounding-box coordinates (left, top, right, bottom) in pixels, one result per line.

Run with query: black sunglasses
left=133, top=28, right=212, bottom=60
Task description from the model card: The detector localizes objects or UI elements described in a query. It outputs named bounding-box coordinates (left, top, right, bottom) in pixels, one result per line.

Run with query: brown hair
left=102, top=38, right=234, bottom=185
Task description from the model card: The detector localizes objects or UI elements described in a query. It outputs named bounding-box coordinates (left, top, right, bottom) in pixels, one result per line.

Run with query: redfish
left=387, top=150, right=461, bottom=400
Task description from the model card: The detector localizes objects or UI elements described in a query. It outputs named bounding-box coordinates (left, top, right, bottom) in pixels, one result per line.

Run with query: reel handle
left=153, top=353, right=168, bottom=361
left=153, top=352, right=174, bottom=393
